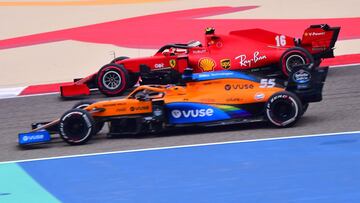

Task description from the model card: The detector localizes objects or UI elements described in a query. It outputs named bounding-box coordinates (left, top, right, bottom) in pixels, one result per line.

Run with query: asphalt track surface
left=0, top=65, right=359, bottom=162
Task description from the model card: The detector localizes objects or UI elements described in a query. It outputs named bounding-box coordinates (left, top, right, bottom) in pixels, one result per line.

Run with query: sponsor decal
left=18, top=130, right=51, bottom=145
left=130, top=106, right=149, bottom=111
left=171, top=108, right=214, bottom=119
left=169, top=59, right=176, bottom=68
left=199, top=57, right=216, bottom=72
left=224, top=83, right=254, bottom=90
left=154, top=63, right=165, bottom=69
left=226, top=98, right=242, bottom=102
left=269, top=94, right=288, bottom=104
left=116, top=108, right=126, bottom=112
left=167, top=103, right=230, bottom=124
left=200, top=98, right=216, bottom=102
left=305, top=32, right=326, bottom=37
left=192, top=49, right=206, bottom=54
left=153, top=108, right=163, bottom=116
left=22, top=134, right=44, bottom=142
left=292, top=69, right=311, bottom=84
left=312, top=47, right=326, bottom=51
left=220, top=59, right=231, bottom=69
left=225, top=84, right=231, bottom=91
left=235, top=51, right=267, bottom=67
left=197, top=71, right=234, bottom=78
left=103, top=103, right=116, bottom=107
left=255, top=92, right=265, bottom=101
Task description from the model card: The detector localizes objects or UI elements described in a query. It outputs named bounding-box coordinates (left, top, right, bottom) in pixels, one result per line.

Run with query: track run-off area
left=0, top=65, right=359, bottom=202
left=0, top=131, right=359, bottom=202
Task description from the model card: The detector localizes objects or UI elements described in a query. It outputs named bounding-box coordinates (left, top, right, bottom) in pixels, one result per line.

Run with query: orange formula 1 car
left=19, top=65, right=328, bottom=146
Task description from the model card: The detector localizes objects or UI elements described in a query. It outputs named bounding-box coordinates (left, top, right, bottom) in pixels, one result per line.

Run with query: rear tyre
left=72, top=100, right=95, bottom=109
left=301, top=103, right=309, bottom=116
left=59, top=109, right=96, bottom=145
left=96, top=63, right=130, bottom=97
left=265, top=91, right=303, bottom=127
left=128, top=73, right=140, bottom=88
left=72, top=101, right=104, bottom=134
left=280, top=47, right=314, bottom=76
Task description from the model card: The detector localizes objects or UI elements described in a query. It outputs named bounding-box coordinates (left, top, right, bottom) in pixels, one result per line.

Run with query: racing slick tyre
left=72, top=100, right=95, bottom=109
left=301, top=103, right=309, bottom=116
left=128, top=73, right=140, bottom=88
left=96, top=63, right=130, bottom=97
left=314, top=59, right=322, bottom=67
left=110, top=57, right=138, bottom=88
left=280, top=47, right=314, bottom=77
left=59, top=109, right=96, bottom=145
left=72, top=101, right=104, bottom=134
left=265, top=91, right=303, bottom=127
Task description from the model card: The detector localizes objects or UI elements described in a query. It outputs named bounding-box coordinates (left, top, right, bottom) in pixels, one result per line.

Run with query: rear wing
left=286, top=64, right=328, bottom=103
left=301, top=24, right=341, bottom=59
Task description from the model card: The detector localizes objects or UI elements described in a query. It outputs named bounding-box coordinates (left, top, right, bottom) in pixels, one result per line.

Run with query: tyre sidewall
left=280, top=47, right=314, bottom=76
left=72, top=101, right=104, bottom=134
left=96, top=64, right=129, bottom=96
left=110, top=56, right=129, bottom=64
left=72, top=100, right=94, bottom=109
left=59, top=109, right=95, bottom=145
left=266, top=91, right=303, bottom=127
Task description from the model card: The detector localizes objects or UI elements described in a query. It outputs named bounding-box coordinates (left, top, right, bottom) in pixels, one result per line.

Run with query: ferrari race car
left=20, top=65, right=328, bottom=146
left=60, top=24, right=339, bottom=98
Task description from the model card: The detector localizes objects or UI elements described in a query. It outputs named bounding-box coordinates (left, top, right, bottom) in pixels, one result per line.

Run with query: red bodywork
left=60, top=24, right=340, bottom=97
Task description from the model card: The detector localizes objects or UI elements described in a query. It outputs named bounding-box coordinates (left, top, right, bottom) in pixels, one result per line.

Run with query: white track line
left=330, top=62, right=360, bottom=68
left=0, top=86, right=26, bottom=99
left=1, top=130, right=360, bottom=165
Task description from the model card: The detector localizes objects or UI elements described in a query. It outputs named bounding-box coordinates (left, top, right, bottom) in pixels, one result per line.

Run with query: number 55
left=260, top=79, right=275, bottom=88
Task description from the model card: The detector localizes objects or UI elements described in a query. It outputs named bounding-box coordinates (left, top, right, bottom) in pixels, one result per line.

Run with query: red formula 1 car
left=60, top=24, right=339, bottom=98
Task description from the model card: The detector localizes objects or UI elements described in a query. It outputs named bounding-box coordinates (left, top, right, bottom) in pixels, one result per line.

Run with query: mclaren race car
left=60, top=24, right=339, bottom=97
left=19, top=65, right=328, bottom=146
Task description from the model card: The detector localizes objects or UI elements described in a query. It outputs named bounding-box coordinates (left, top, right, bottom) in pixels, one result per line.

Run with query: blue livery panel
left=190, top=71, right=259, bottom=82
left=18, top=130, right=51, bottom=145
left=166, top=102, right=230, bottom=124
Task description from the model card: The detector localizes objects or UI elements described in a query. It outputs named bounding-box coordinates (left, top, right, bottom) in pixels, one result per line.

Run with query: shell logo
left=198, top=57, right=216, bottom=72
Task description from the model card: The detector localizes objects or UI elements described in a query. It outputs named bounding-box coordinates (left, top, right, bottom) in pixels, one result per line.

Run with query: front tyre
left=96, top=63, right=130, bottom=97
left=110, top=56, right=129, bottom=64
left=280, top=47, right=314, bottom=76
left=265, top=91, right=303, bottom=127
left=59, top=109, right=96, bottom=145
left=109, top=56, right=138, bottom=88
left=72, top=101, right=104, bottom=134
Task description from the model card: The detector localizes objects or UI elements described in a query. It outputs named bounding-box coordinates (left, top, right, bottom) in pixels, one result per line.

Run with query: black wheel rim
left=286, top=54, right=305, bottom=72
left=271, top=100, right=296, bottom=123
left=63, top=114, right=89, bottom=142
